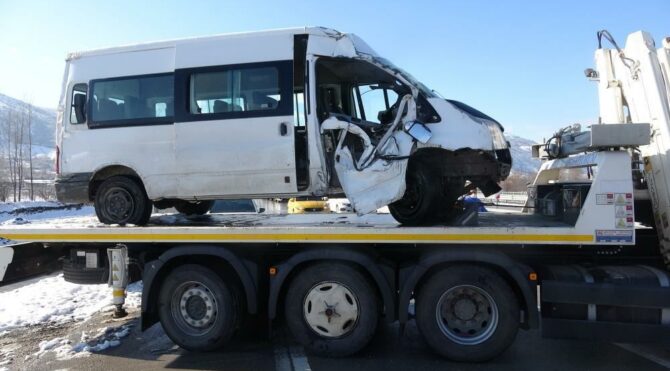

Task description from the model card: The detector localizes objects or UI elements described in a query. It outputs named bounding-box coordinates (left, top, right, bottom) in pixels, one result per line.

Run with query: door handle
left=280, top=122, right=289, bottom=136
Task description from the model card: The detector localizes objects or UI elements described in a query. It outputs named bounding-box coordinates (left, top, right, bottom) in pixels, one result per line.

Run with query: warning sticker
left=596, top=230, right=634, bottom=243
left=615, top=216, right=634, bottom=229
left=596, top=193, right=614, bottom=205
left=614, top=193, right=633, bottom=206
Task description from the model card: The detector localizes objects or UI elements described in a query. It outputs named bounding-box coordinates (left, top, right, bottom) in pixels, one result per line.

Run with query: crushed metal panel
left=333, top=131, right=414, bottom=214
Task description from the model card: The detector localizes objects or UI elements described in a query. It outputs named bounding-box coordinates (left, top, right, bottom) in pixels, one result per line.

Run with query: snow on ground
left=32, top=323, right=134, bottom=361
left=0, top=206, right=95, bottom=225
left=0, top=201, right=62, bottom=214
left=0, top=202, right=96, bottom=245
left=0, top=273, right=141, bottom=332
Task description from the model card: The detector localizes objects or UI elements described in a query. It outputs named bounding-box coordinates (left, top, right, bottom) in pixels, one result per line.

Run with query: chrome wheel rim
left=436, top=284, right=498, bottom=345
left=303, top=281, right=359, bottom=338
left=171, top=281, right=218, bottom=336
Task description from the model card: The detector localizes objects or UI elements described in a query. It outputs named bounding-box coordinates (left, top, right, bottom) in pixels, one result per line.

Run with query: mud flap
left=333, top=131, right=414, bottom=214
left=0, top=246, right=13, bottom=282
left=0, top=243, right=63, bottom=285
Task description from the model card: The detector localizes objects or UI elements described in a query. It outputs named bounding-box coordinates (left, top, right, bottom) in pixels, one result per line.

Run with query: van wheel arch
left=89, top=165, right=144, bottom=201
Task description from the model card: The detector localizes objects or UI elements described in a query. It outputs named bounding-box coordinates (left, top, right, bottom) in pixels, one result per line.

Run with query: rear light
left=55, top=145, right=60, bottom=174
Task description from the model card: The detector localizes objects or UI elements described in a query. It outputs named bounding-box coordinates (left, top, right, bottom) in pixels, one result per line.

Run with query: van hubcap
left=104, top=188, right=134, bottom=221
left=303, top=282, right=359, bottom=338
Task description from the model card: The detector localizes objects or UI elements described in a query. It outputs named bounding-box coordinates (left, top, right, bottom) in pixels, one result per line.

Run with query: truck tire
left=94, top=176, right=152, bottom=225
left=284, top=263, right=379, bottom=357
left=415, top=265, right=519, bottom=362
left=158, top=264, right=238, bottom=351
left=175, top=200, right=214, bottom=216
left=62, top=259, right=108, bottom=284
left=389, top=161, right=441, bottom=225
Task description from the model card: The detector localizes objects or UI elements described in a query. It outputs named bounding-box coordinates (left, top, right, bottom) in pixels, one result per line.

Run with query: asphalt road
left=19, top=314, right=669, bottom=371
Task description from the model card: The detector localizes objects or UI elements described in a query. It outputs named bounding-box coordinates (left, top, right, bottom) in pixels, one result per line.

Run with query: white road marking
left=274, top=345, right=292, bottom=371
left=274, top=342, right=311, bottom=371
left=616, top=343, right=670, bottom=369
left=274, top=330, right=311, bottom=371
left=289, top=345, right=311, bottom=371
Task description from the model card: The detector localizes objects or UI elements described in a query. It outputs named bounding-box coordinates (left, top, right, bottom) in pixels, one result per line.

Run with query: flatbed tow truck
left=1, top=30, right=670, bottom=362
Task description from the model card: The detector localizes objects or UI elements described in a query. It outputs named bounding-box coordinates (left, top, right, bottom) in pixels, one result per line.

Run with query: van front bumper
left=55, top=173, right=92, bottom=203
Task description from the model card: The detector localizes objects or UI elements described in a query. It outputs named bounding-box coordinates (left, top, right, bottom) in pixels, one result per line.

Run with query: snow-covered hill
left=0, top=93, right=56, bottom=148
left=506, top=134, right=541, bottom=174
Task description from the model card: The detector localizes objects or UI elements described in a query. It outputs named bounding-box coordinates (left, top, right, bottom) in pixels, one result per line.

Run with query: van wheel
left=175, top=200, right=214, bottom=215
left=94, top=176, right=152, bottom=225
left=158, top=264, right=238, bottom=351
left=415, top=266, right=519, bottom=362
left=285, top=263, right=379, bottom=357
left=389, top=161, right=440, bottom=225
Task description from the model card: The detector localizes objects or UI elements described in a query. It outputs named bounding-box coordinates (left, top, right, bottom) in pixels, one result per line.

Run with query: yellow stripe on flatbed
left=0, top=232, right=593, bottom=244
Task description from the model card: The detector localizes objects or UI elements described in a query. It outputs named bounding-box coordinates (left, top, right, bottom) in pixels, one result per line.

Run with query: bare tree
left=27, top=103, right=34, bottom=200
left=0, top=104, right=32, bottom=202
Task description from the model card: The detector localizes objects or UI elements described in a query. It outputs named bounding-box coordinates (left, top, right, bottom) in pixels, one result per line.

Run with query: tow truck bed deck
left=0, top=211, right=587, bottom=245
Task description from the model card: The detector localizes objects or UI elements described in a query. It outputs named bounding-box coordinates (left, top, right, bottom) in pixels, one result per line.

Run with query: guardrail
left=479, top=191, right=528, bottom=206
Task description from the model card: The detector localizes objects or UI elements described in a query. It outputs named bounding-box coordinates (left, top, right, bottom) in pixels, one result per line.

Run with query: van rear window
left=90, top=74, right=174, bottom=126
left=190, top=67, right=280, bottom=114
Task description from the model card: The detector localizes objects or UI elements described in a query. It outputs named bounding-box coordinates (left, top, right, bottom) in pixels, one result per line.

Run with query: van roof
left=66, top=26, right=342, bottom=60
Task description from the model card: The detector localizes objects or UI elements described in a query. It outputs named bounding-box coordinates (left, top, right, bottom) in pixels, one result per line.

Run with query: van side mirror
left=73, top=94, right=87, bottom=123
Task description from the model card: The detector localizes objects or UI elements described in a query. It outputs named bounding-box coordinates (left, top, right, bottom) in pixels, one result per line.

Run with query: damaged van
left=55, top=27, right=511, bottom=225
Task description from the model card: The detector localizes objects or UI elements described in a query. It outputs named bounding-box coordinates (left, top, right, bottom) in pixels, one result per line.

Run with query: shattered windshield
left=371, top=57, right=438, bottom=98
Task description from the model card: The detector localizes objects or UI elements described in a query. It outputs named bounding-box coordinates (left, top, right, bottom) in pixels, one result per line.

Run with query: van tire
left=389, top=161, right=441, bottom=225
left=158, top=264, right=238, bottom=351
left=415, top=266, right=519, bottom=362
left=94, top=176, right=152, bottom=225
left=284, top=263, right=379, bottom=357
left=175, top=200, right=214, bottom=215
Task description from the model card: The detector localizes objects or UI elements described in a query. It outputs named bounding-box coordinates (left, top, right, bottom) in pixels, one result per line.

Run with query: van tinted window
left=190, top=67, right=280, bottom=114
left=90, top=74, right=173, bottom=126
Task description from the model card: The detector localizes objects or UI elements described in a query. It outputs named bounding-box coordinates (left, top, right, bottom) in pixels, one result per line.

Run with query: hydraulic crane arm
left=590, top=30, right=670, bottom=266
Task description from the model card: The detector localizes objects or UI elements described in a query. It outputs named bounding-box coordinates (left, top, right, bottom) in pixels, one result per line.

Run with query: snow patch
left=0, top=274, right=142, bottom=332
left=33, top=324, right=134, bottom=360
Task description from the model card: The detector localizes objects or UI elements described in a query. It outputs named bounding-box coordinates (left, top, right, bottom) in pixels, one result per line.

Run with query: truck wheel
left=175, top=200, right=214, bottom=215
left=415, top=266, right=519, bottom=362
left=158, top=264, right=238, bottom=351
left=94, top=176, right=152, bottom=225
left=389, top=161, right=440, bottom=225
left=285, top=263, right=379, bottom=357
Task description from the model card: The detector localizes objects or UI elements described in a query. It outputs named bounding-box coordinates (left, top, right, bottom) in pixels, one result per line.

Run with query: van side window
left=190, top=67, right=280, bottom=114
left=70, top=83, right=87, bottom=124
left=90, top=74, right=173, bottom=126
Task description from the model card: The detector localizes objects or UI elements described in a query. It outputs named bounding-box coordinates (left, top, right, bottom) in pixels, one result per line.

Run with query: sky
left=0, top=0, right=668, bottom=141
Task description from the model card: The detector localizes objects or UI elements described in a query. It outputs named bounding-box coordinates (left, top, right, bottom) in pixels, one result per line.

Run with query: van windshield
left=370, top=57, right=437, bottom=98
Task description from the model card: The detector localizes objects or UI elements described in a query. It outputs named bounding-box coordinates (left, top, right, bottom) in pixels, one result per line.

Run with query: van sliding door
left=173, top=60, right=296, bottom=198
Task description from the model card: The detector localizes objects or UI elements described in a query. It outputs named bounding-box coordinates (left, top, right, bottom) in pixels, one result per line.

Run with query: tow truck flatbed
left=2, top=30, right=670, bottom=361
left=0, top=211, right=591, bottom=245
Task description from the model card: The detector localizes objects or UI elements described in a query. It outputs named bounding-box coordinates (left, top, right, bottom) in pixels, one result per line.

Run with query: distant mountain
left=0, top=93, right=56, bottom=148
left=506, top=134, right=541, bottom=174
